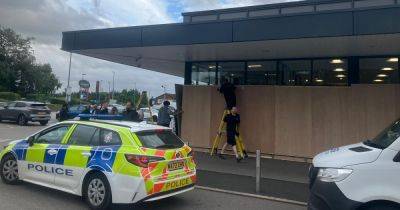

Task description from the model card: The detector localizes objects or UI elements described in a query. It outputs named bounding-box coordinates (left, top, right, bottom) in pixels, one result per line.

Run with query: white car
left=309, top=119, right=400, bottom=210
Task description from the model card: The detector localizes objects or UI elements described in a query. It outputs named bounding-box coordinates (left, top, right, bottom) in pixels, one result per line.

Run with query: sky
left=0, top=0, right=296, bottom=97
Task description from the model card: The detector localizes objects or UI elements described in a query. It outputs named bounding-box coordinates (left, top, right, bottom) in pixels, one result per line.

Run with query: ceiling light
left=208, top=65, right=216, bottom=69
left=231, top=74, right=235, bottom=76
left=387, top=58, right=398, bottom=62
left=382, top=67, right=394, bottom=71
left=334, top=68, right=345, bottom=72
left=377, top=74, right=388, bottom=78
left=248, top=64, right=262, bottom=68
left=315, top=79, right=324, bottom=82
left=330, top=59, right=343, bottom=64
left=374, top=79, right=383, bottom=82
left=336, top=74, right=346, bottom=78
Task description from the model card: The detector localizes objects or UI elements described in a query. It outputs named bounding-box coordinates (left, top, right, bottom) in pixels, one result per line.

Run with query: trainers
left=236, top=157, right=243, bottom=163
left=243, top=151, right=249, bottom=158
left=218, top=154, right=226, bottom=159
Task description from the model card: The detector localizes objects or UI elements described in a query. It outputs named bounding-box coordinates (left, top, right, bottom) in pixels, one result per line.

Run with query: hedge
left=26, top=93, right=47, bottom=102
left=0, top=92, right=21, bottom=101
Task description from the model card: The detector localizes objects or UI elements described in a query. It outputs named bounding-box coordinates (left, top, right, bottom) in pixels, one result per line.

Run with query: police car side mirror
left=28, top=136, right=35, bottom=147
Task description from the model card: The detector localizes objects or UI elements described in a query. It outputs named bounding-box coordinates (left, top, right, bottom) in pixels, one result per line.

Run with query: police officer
left=157, top=101, right=174, bottom=127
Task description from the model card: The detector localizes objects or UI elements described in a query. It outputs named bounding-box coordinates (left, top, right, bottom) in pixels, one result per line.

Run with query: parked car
left=56, top=104, right=87, bottom=121
left=0, top=101, right=51, bottom=126
left=108, top=104, right=125, bottom=113
left=139, top=107, right=158, bottom=121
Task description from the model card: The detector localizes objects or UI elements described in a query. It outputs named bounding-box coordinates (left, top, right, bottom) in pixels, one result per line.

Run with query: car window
left=99, top=129, right=121, bottom=146
left=7, top=102, right=16, bottom=107
left=35, top=125, right=70, bottom=144
left=135, top=130, right=184, bottom=149
left=16, top=102, right=26, bottom=107
left=68, top=125, right=99, bottom=146
left=69, top=106, right=78, bottom=112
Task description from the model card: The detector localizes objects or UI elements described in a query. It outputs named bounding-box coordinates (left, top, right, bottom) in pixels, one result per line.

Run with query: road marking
left=0, top=139, right=13, bottom=143
left=195, top=185, right=307, bottom=206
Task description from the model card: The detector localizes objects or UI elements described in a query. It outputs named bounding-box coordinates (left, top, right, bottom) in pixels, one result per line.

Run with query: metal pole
left=112, top=71, right=115, bottom=99
left=256, top=150, right=261, bottom=193
left=66, top=52, right=72, bottom=103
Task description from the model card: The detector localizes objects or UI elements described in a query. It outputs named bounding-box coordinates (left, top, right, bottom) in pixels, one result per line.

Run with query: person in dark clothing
left=218, top=78, right=236, bottom=109
left=99, top=102, right=109, bottom=115
left=219, top=107, right=242, bottom=162
left=123, top=101, right=140, bottom=122
left=157, top=101, right=174, bottom=127
left=58, top=103, right=69, bottom=121
left=81, top=105, right=91, bottom=114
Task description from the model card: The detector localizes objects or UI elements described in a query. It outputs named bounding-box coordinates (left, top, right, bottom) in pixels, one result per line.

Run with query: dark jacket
left=123, top=108, right=140, bottom=122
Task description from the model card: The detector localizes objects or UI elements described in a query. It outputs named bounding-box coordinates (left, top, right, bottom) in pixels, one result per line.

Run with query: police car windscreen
left=135, top=130, right=184, bottom=149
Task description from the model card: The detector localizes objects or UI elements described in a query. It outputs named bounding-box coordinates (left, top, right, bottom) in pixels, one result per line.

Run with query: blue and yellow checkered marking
left=11, top=142, right=121, bottom=173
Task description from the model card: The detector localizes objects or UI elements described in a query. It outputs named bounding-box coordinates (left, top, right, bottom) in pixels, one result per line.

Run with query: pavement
left=0, top=115, right=308, bottom=209
left=195, top=152, right=310, bottom=203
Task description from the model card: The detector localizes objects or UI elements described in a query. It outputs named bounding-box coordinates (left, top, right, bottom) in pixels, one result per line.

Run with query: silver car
left=0, top=101, right=51, bottom=126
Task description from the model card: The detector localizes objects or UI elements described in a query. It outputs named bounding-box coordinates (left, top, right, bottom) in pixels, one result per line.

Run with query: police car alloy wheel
left=84, top=173, right=112, bottom=210
left=0, top=155, right=19, bottom=184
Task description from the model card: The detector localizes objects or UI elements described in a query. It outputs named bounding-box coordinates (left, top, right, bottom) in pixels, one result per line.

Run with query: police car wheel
left=0, top=155, right=20, bottom=185
left=84, top=173, right=112, bottom=210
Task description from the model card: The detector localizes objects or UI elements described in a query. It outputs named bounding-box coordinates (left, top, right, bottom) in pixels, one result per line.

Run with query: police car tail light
left=125, top=154, right=165, bottom=168
left=317, top=168, right=353, bottom=182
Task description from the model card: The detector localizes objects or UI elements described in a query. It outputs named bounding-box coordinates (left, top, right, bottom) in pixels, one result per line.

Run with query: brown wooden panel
left=275, top=87, right=312, bottom=157
left=181, top=86, right=212, bottom=148
left=237, top=86, right=275, bottom=154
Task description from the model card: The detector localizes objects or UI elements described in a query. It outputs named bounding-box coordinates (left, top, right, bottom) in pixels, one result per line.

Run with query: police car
left=309, top=119, right=400, bottom=210
left=0, top=120, right=196, bottom=209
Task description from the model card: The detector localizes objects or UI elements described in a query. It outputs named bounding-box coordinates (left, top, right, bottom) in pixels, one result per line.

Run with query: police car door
left=21, top=124, right=72, bottom=185
left=55, top=124, right=99, bottom=191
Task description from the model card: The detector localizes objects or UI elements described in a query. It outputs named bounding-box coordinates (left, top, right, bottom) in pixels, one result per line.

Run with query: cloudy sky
left=0, top=0, right=295, bottom=97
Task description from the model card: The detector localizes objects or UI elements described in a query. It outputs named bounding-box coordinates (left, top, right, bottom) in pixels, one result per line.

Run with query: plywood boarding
left=237, top=86, right=275, bottom=153
left=181, top=86, right=212, bottom=148
left=275, top=87, right=312, bottom=157
left=181, top=85, right=400, bottom=158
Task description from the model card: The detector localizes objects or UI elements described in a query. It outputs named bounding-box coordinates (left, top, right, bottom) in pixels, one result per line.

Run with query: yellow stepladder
left=210, top=110, right=248, bottom=158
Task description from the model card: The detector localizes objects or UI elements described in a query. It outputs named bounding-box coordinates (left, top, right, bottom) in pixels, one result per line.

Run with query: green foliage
left=49, top=97, right=66, bottom=105
left=0, top=26, right=61, bottom=96
left=26, top=93, right=47, bottom=102
left=0, top=92, right=21, bottom=101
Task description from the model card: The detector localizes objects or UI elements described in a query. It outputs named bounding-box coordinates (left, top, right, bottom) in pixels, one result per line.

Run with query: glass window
left=35, top=125, right=70, bottom=144
left=15, top=102, right=26, bottom=107
left=68, top=125, right=98, bottom=146
left=247, top=61, right=277, bottom=85
left=191, top=62, right=217, bottom=85
left=135, top=130, right=184, bottom=149
left=7, top=102, right=16, bottom=107
left=218, top=62, right=246, bottom=85
left=359, top=57, right=399, bottom=84
left=278, top=60, right=311, bottom=86
left=313, top=59, right=348, bottom=86
left=99, top=129, right=121, bottom=146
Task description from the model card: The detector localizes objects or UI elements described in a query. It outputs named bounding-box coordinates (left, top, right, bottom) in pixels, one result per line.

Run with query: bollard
left=256, top=149, right=261, bottom=193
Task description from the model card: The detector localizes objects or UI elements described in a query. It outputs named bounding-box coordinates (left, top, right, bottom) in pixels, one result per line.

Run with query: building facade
left=62, top=0, right=400, bottom=158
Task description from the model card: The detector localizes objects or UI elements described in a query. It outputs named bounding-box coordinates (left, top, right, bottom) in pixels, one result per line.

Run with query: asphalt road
left=0, top=116, right=306, bottom=210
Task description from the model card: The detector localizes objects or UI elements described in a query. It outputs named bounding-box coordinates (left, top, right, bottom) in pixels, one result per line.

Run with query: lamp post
left=161, top=85, right=167, bottom=101
left=112, top=71, right=115, bottom=99
left=66, top=52, right=72, bottom=103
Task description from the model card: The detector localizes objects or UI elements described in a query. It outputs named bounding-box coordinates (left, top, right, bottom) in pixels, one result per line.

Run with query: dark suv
left=0, top=101, right=51, bottom=126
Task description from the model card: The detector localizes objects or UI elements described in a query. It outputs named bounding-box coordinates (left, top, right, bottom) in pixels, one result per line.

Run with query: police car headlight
left=317, top=168, right=352, bottom=182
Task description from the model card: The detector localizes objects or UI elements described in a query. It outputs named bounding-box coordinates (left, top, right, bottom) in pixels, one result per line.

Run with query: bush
left=0, top=92, right=21, bottom=101
left=26, top=93, right=47, bottom=102
left=49, top=97, right=66, bottom=105
left=47, top=104, right=62, bottom=111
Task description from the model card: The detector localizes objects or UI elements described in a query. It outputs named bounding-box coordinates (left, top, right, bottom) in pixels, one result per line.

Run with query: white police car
left=309, top=119, right=400, bottom=210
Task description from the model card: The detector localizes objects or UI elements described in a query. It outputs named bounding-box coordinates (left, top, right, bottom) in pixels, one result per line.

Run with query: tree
left=0, top=26, right=61, bottom=95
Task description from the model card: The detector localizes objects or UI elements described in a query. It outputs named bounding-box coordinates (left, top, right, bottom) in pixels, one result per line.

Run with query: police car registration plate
left=167, top=160, right=184, bottom=171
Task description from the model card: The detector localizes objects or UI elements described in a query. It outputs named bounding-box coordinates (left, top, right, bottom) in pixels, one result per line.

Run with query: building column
left=184, top=62, right=192, bottom=85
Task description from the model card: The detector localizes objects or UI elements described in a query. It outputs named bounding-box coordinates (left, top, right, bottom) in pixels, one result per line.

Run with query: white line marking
left=195, top=185, right=307, bottom=206
left=0, top=139, right=13, bottom=143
